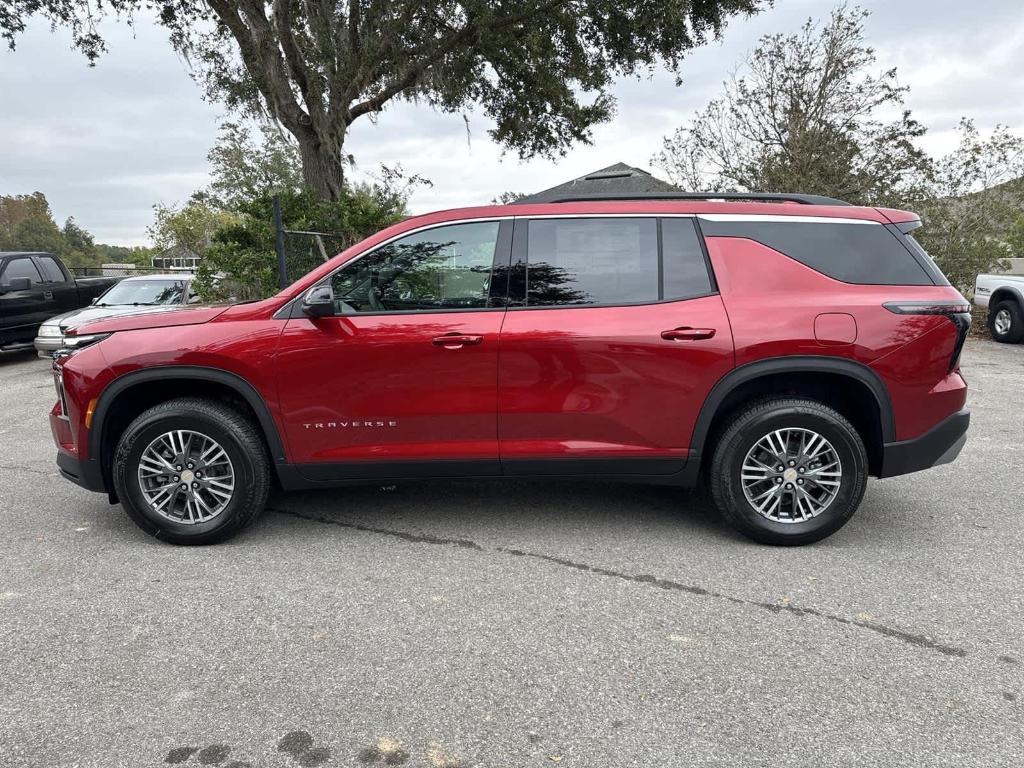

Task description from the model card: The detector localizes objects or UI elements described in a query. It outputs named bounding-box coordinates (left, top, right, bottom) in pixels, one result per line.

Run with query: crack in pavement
left=0, top=464, right=55, bottom=477
left=269, top=506, right=968, bottom=659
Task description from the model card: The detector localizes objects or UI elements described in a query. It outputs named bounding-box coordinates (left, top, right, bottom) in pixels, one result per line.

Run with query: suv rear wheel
left=989, top=299, right=1024, bottom=344
left=708, top=398, right=868, bottom=545
left=112, top=397, right=270, bottom=544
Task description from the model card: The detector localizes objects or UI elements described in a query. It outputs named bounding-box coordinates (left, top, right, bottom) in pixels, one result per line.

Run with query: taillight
left=883, top=300, right=972, bottom=371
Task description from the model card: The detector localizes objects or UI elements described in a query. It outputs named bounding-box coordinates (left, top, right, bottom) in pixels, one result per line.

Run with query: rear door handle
left=661, top=327, right=716, bottom=341
left=431, top=333, right=484, bottom=349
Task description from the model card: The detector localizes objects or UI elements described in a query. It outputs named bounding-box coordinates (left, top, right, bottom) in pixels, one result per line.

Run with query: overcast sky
left=2, top=0, right=1024, bottom=245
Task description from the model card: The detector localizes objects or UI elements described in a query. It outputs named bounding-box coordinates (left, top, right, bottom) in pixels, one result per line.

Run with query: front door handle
left=661, top=327, right=716, bottom=341
left=431, top=333, right=484, bottom=349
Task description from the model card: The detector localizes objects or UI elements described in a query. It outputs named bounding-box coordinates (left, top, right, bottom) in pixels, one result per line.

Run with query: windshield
left=97, top=279, right=188, bottom=306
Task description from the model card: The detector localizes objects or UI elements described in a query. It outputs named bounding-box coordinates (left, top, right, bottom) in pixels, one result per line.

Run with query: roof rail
left=533, top=192, right=851, bottom=206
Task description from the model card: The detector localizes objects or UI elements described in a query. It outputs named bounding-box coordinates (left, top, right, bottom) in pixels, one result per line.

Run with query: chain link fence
left=69, top=265, right=196, bottom=278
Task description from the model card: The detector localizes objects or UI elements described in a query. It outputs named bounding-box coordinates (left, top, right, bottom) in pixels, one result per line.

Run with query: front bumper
left=879, top=408, right=970, bottom=478
left=56, top=449, right=107, bottom=493
left=34, top=334, right=64, bottom=358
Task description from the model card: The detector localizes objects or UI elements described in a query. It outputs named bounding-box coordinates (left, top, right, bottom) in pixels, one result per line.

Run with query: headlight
left=58, top=332, right=112, bottom=354
left=38, top=325, right=63, bottom=338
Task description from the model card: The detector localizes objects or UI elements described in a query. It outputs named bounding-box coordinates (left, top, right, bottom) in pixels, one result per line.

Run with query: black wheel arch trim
left=688, top=356, right=895, bottom=461
left=990, top=286, right=1024, bottom=310
left=89, top=366, right=287, bottom=485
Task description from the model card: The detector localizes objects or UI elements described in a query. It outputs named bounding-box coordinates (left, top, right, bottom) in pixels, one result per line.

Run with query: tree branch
left=207, top=0, right=310, bottom=136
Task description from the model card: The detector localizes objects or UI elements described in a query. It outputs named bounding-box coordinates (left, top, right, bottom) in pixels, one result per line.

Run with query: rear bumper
left=879, top=408, right=970, bottom=478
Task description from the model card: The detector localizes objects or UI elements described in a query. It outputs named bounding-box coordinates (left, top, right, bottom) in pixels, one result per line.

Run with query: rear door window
left=698, top=218, right=934, bottom=285
left=37, top=256, right=67, bottom=283
left=520, top=217, right=716, bottom=306
left=525, top=218, right=659, bottom=306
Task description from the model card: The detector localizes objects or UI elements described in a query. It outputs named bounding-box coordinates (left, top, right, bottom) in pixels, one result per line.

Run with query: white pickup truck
left=975, top=274, right=1024, bottom=343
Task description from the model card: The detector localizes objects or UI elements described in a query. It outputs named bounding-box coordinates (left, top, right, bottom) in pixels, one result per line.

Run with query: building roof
left=515, top=162, right=680, bottom=204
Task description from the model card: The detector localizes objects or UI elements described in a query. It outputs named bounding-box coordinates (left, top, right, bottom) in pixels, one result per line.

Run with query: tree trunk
left=296, top=130, right=345, bottom=202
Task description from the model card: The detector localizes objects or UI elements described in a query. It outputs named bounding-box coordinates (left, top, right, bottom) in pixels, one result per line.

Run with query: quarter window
left=526, top=218, right=659, bottom=306
left=330, top=221, right=500, bottom=313
left=698, top=218, right=934, bottom=285
left=1, top=257, right=43, bottom=284
left=662, top=218, right=713, bottom=299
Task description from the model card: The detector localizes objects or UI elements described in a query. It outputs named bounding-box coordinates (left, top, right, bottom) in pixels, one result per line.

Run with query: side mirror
left=0, top=277, right=32, bottom=294
left=301, top=284, right=335, bottom=318
left=90, top=297, right=98, bottom=305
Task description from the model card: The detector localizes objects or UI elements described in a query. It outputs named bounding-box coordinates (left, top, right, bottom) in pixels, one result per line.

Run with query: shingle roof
left=515, top=162, right=680, bottom=204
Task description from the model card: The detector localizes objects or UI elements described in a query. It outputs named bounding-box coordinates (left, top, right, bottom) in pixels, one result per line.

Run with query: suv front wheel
left=112, top=397, right=270, bottom=544
left=709, top=398, right=868, bottom=545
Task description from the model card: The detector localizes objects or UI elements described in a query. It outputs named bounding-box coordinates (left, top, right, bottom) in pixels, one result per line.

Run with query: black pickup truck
left=0, top=252, right=122, bottom=352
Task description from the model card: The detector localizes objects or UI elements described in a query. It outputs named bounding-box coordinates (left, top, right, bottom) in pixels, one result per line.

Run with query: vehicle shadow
left=263, top=477, right=740, bottom=544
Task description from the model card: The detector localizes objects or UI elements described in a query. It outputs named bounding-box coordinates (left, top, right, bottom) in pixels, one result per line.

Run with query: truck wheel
left=708, top=398, right=868, bottom=546
left=112, top=397, right=270, bottom=545
left=989, top=300, right=1024, bottom=343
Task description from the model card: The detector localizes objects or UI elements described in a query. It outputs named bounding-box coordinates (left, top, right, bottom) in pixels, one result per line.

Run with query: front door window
left=330, top=221, right=500, bottom=313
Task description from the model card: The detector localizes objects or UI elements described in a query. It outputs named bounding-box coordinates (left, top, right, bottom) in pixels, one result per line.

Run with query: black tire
left=989, top=299, right=1024, bottom=344
left=112, top=397, right=270, bottom=545
left=708, top=398, right=868, bottom=546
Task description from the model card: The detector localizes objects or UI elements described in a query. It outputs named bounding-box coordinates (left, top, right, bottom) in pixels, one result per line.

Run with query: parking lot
left=0, top=339, right=1021, bottom=767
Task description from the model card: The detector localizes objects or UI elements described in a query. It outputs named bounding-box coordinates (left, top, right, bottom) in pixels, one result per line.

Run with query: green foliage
left=3, top=0, right=765, bottom=200
left=0, top=192, right=99, bottom=267
left=95, top=243, right=155, bottom=266
left=654, top=5, right=931, bottom=207
left=206, top=120, right=304, bottom=209
left=1006, top=215, right=1024, bottom=258
left=147, top=199, right=239, bottom=258
left=491, top=191, right=528, bottom=205
left=193, top=184, right=410, bottom=301
left=915, top=120, right=1024, bottom=291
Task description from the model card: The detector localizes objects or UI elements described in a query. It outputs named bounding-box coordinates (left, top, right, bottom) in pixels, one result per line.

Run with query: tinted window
left=37, top=256, right=67, bottom=282
left=330, top=221, right=499, bottom=313
left=2, top=257, right=43, bottom=284
left=699, top=219, right=934, bottom=285
left=902, top=233, right=950, bottom=286
left=662, top=218, right=713, bottom=299
left=526, top=218, right=658, bottom=306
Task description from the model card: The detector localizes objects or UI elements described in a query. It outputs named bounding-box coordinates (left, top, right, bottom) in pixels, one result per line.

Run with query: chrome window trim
left=697, top=214, right=879, bottom=225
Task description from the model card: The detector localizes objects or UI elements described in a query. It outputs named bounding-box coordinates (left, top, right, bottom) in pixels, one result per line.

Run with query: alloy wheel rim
left=137, top=429, right=235, bottom=524
left=994, top=308, right=1011, bottom=335
left=740, top=428, right=842, bottom=523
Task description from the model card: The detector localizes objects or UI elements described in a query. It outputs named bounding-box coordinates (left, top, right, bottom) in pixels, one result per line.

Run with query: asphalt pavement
left=0, top=339, right=1022, bottom=767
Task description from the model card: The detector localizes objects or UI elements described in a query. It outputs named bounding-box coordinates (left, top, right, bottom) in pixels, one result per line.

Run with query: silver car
left=34, top=274, right=198, bottom=357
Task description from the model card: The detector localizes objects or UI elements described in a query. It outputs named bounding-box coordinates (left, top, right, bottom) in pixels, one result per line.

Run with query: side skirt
left=277, top=457, right=700, bottom=491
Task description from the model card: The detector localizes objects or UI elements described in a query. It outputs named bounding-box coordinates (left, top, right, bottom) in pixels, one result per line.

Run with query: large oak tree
left=4, top=0, right=763, bottom=200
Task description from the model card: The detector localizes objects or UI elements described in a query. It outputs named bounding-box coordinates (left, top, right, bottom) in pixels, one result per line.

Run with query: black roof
left=0, top=251, right=55, bottom=258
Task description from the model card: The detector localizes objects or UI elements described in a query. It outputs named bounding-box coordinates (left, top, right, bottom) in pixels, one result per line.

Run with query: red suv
left=49, top=193, right=970, bottom=545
